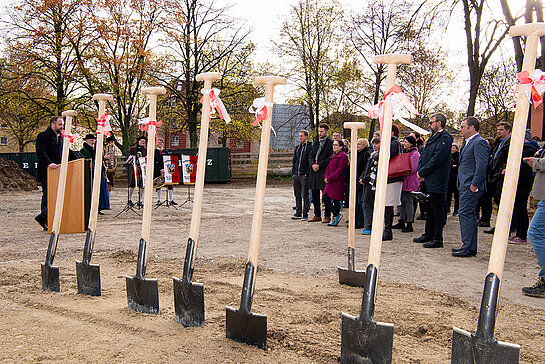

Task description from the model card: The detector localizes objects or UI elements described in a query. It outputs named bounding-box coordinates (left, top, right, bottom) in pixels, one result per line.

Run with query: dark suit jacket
left=292, top=141, right=313, bottom=177
left=35, top=127, right=64, bottom=185
left=457, top=134, right=489, bottom=191
left=418, top=129, right=453, bottom=194
left=308, top=137, right=333, bottom=190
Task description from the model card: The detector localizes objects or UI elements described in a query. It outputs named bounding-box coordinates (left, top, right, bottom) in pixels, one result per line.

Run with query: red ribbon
left=97, top=113, right=111, bottom=136
left=516, top=71, right=545, bottom=108
left=140, top=119, right=162, bottom=132
left=252, top=105, right=267, bottom=127
left=61, top=131, right=77, bottom=143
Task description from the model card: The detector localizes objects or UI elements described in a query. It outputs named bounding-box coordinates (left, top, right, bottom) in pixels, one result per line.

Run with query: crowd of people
left=290, top=114, right=545, bottom=298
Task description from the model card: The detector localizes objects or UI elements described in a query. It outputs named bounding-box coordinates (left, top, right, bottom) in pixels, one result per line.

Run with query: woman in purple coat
left=393, top=135, right=420, bottom=232
left=323, top=140, right=349, bottom=226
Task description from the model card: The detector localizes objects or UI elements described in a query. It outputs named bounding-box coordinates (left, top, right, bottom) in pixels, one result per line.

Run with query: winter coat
left=323, top=151, right=348, bottom=201
left=531, top=148, right=545, bottom=200
left=35, top=127, right=78, bottom=185
left=292, top=141, right=313, bottom=176
left=402, top=147, right=420, bottom=192
left=519, top=141, right=540, bottom=191
left=417, top=129, right=453, bottom=194
left=356, top=147, right=371, bottom=192
left=308, top=137, right=334, bottom=190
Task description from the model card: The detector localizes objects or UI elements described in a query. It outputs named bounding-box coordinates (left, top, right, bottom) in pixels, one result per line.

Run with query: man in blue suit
left=453, top=116, right=489, bottom=257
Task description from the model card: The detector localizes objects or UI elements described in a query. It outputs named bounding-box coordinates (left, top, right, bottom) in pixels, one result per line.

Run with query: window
left=0, top=136, right=7, bottom=146
left=171, top=135, right=179, bottom=146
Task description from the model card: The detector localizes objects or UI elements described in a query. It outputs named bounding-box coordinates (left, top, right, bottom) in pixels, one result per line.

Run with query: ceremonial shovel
left=341, top=54, right=411, bottom=364
left=338, top=121, right=367, bottom=287
left=125, top=86, right=166, bottom=314
left=41, top=110, right=77, bottom=292
left=449, top=23, right=545, bottom=364
left=226, top=75, right=286, bottom=350
left=173, top=72, right=221, bottom=327
left=76, top=94, right=113, bottom=296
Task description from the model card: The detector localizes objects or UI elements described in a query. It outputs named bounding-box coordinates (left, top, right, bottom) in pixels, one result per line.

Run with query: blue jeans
left=458, top=188, right=483, bottom=252
left=529, top=200, right=545, bottom=279
left=355, top=190, right=364, bottom=226
left=323, top=193, right=341, bottom=218
left=38, top=184, right=48, bottom=220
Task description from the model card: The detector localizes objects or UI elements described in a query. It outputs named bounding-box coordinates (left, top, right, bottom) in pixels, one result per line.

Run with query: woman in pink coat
left=323, top=140, right=349, bottom=226
left=393, top=135, right=420, bottom=232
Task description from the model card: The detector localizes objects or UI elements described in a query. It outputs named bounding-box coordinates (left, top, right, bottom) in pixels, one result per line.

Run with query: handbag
left=388, top=142, right=412, bottom=179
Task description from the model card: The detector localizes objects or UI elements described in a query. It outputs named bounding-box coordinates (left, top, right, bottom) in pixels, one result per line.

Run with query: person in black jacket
left=413, top=113, right=453, bottom=248
left=34, top=115, right=78, bottom=230
left=355, top=138, right=370, bottom=228
left=447, top=144, right=460, bottom=216
left=291, top=130, right=313, bottom=220
left=307, top=124, right=334, bottom=223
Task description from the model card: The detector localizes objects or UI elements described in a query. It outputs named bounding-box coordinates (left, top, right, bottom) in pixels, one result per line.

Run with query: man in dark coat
left=484, top=121, right=511, bottom=234
left=413, top=113, right=453, bottom=248
left=34, top=115, right=77, bottom=230
left=291, top=130, right=312, bottom=220
left=128, top=135, right=147, bottom=206
left=307, top=123, right=333, bottom=223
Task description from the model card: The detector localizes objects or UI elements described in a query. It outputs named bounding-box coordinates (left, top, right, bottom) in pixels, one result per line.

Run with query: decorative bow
left=97, top=113, right=112, bottom=136
left=200, top=88, right=231, bottom=123
left=368, top=85, right=427, bottom=135
left=248, top=97, right=276, bottom=136
left=62, top=131, right=78, bottom=143
left=139, top=119, right=162, bottom=132
left=516, top=70, right=545, bottom=109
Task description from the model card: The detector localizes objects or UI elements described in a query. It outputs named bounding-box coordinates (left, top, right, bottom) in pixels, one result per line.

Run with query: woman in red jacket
left=323, top=140, right=349, bottom=226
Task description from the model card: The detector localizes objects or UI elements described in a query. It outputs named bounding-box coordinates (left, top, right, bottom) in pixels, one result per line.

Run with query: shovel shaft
left=488, top=34, right=539, bottom=280
left=182, top=238, right=195, bottom=282
left=136, top=238, right=147, bottom=280
left=475, top=273, right=500, bottom=343
left=239, top=262, right=256, bottom=314
left=347, top=247, right=355, bottom=271
left=45, top=232, right=58, bottom=266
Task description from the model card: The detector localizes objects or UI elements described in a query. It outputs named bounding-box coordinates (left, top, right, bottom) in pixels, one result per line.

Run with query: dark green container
left=170, top=147, right=231, bottom=183
left=0, top=152, right=39, bottom=178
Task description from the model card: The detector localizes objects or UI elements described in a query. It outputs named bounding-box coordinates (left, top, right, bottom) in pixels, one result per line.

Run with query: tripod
left=179, top=183, right=194, bottom=207
left=154, top=185, right=178, bottom=210
left=116, top=161, right=142, bottom=217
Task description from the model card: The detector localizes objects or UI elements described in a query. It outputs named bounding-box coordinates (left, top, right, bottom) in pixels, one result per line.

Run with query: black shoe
left=522, top=278, right=545, bottom=297
left=478, top=221, right=490, bottom=227
left=484, top=227, right=495, bottom=234
left=392, top=220, right=405, bottom=229
left=382, top=232, right=393, bottom=241
left=413, top=235, right=431, bottom=243
left=452, top=249, right=476, bottom=257
left=423, top=240, right=443, bottom=248
left=416, top=214, right=427, bottom=221
left=170, top=200, right=178, bottom=205
left=451, top=247, right=464, bottom=252
left=98, top=210, right=104, bottom=215
left=401, top=222, right=413, bottom=233
left=35, top=215, right=47, bottom=231
left=128, top=200, right=135, bottom=208
left=291, top=214, right=302, bottom=220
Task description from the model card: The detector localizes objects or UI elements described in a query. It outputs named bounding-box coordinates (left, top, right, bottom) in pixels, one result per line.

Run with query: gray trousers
left=293, top=175, right=309, bottom=217
left=399, top=191, right=415, bottom=223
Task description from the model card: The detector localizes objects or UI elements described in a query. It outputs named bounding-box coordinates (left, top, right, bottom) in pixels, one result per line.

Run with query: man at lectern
left=34, top=116, right=78, bottom=230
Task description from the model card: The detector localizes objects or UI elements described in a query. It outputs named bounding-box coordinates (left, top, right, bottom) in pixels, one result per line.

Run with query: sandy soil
left=0, top=182, right=544, bottom=363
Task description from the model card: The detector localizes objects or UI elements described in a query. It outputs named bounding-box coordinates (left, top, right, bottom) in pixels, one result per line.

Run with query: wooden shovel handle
left=51, top=111, right=77, bottom=234
left=140, top=87, right=166, bottom=264
left=488, top=29, right=542, bottom=279
left=87, top=94, right=113, bottom=236
left=509, top=23, right=545, bottom=37
left=189, top=73, right=222, bottom=245
left=344, top=122, right=366, bottom=248
left=247, top=76, right=287, bottom=266
left=368, top=54, right=412, bottom=268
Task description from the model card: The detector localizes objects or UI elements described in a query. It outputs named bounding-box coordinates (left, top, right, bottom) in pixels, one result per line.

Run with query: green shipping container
left=0, top=152, right=39, bottom=178
left=169, top=147, right=231, bottom=183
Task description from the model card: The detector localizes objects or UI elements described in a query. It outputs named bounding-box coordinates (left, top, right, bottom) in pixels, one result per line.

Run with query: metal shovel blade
left=75, top=260, right=101, bottom=296
left=226, top=305, right=267, bottom=350
left=173, top=276, right=204, bottom=327
left=125, top=276, right=159, bottom=314
left=41, top=263, right=60, bottom=292
left=338, top=267, right=366, bottom=288
left=341, top=313, right=394, bottom=364
left=451, top=327, right=520, bottom=364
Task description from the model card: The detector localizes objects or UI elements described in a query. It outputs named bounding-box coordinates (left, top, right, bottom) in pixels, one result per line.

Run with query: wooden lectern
left=47, top=158, right=92, bottom=233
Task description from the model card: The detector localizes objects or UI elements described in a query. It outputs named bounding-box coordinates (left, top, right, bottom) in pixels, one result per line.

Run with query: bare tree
left=275, top=0, right=344, bottom=137
left=158, top=0, right=253, bottom=147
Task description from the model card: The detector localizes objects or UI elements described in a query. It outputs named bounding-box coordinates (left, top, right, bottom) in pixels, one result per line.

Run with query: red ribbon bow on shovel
left=97, top=113, right=112, bottom=136
left=516, top=70, right=545, bottom=108
left=61, top=131, right=78, bottom=143
left=140, top=119, right=162, bottom=132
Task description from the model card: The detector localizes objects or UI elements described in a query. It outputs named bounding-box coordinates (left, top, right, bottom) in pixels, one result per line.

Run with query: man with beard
left=307, top=124, right=334, bottom=223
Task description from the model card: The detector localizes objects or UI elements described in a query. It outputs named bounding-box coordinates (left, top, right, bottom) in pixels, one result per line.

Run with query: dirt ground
left=1, top=182, right=544, bottom=363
